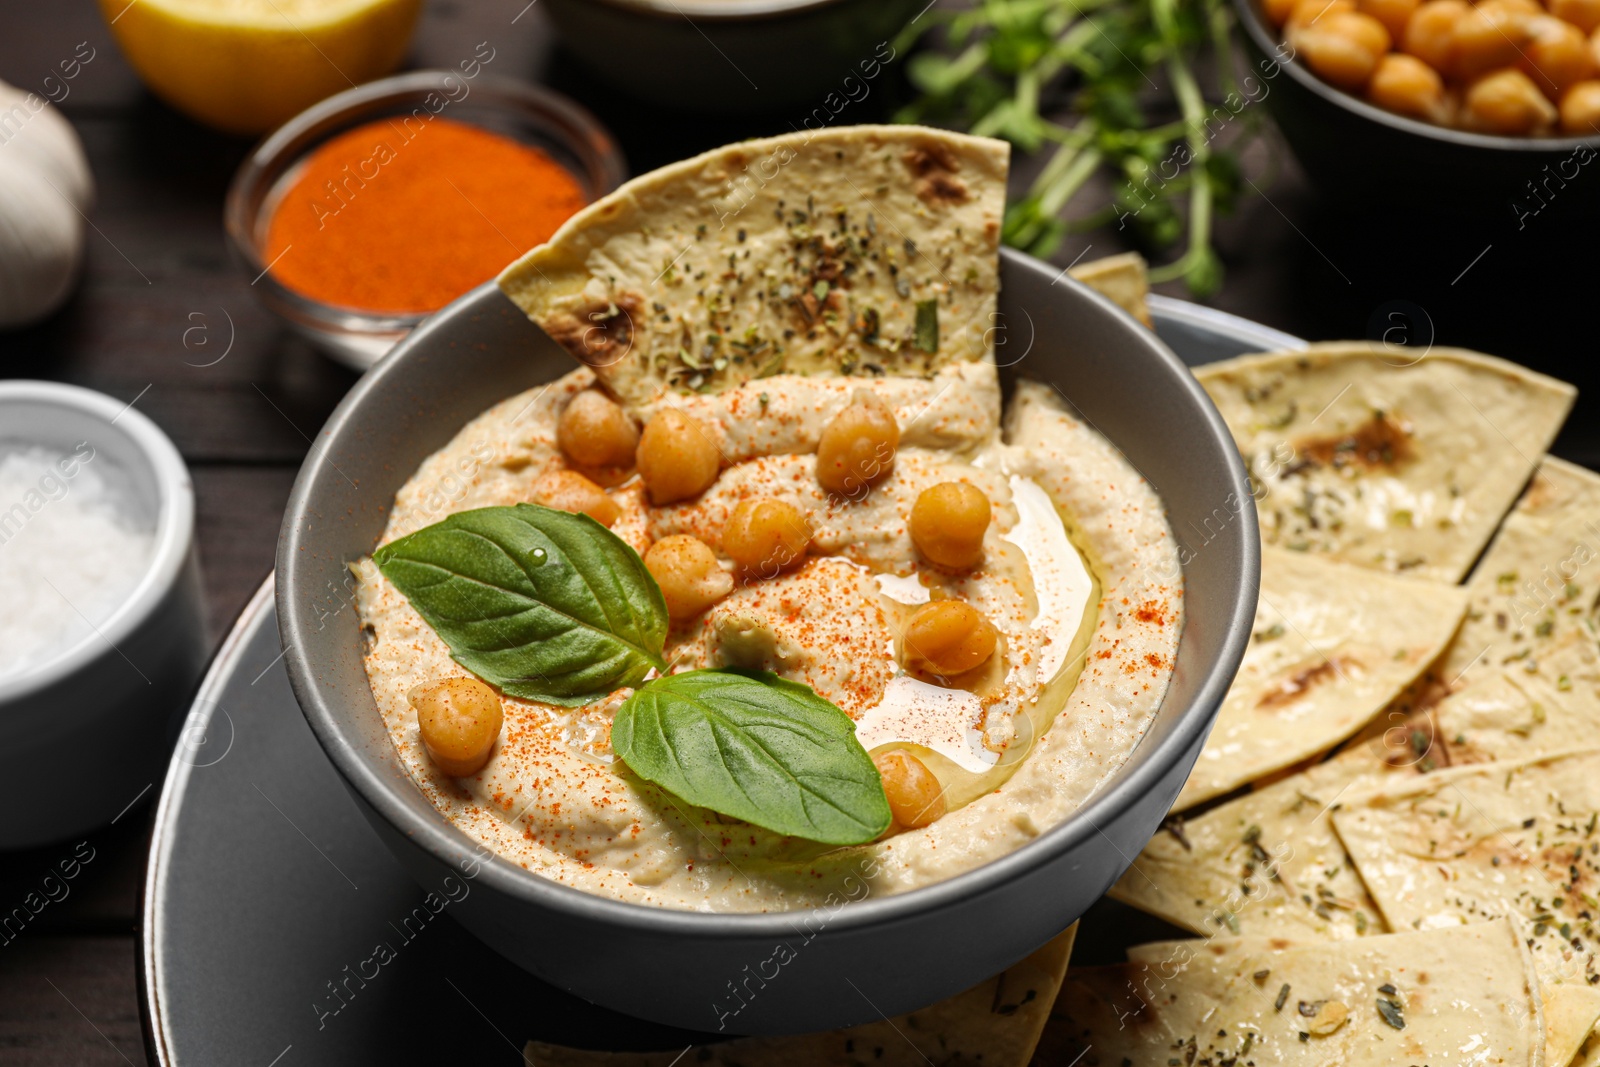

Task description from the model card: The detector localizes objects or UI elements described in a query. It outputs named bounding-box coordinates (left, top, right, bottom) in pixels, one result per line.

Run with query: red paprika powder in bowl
left=226, top=70, right=625, bottom=370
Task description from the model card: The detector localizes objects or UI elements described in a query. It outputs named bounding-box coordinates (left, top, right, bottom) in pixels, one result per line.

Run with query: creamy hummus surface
left=354, top=359, right=1183, bottom=911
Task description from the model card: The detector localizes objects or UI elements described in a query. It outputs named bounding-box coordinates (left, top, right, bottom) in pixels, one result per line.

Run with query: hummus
left=355, top=359, right=1182, bottom=911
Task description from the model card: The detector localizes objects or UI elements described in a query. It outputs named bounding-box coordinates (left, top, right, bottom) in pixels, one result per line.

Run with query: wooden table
left=2, top=2, right=1595, bottom=1063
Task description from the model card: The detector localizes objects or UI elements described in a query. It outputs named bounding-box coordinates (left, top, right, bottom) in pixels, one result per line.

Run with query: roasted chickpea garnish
left=1452, top=1, right=1537, bottom=80
left=1561, top=79, right=1600, bottom=130
left=909, top=482, right=991, bottom=571
left=1358, top=0, right=1419, bottom=42
left=1463, top=68, right=1559, bottom=132
left=645, top=534, right=734, bottom=621
left=1263, top=0, right=1302, bottom=27
left=1369, top=52, right=1451, bottom=121
left=637, top=409, right=721, bottom=505
left=1402, top=0, right=1470, bottom=72
left=872, top=750, right=947, bottom=829
left=1293, top=10, right=1392, bottom=89
left=723, top=498, right=811, bottom=576
left=1551, top=0, right=1600, bottom=33
left=1283, top=0, right=1596, bottom=134
left=410, top=677, right=504, bottom=778
left=903, top=600, right=999, bottom=677
left=1523, top=16, right=1597, bottom=94
left=558, top=389, right=639, bottom=470
left=1286, top=0, right=1354, bottom=27
left=534, top=469, right=620, bottom=526
left=816, top=391, right=900, bottom=498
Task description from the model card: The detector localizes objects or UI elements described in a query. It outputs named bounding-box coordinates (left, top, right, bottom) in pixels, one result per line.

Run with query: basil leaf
left=373, top=504, right=668, bottom=706
left=612, top=668, right=892, bottom=845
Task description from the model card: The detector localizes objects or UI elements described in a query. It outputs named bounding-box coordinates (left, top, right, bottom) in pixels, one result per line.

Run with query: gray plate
left=139, top=300, right=1303, bottom=1066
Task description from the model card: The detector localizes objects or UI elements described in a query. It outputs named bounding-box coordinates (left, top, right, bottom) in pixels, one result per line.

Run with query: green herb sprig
left=895, top=0, right=1258, bottom=295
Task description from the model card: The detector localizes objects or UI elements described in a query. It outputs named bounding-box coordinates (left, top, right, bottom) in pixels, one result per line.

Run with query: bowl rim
left=223, top=69, right=627, bottom=337
left=277, top=250, right=1258, bottom=936
left=0, top=380, right=195, bottom=704
left=1233, top=0, right=1600, bottom=152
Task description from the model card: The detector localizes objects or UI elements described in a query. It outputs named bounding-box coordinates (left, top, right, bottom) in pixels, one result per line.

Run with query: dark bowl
left=542, top=0, right=921, bottom=114
left=1233, top=0, right=1600, bottom=214
left=275, top=247, right=1258, bottom=1035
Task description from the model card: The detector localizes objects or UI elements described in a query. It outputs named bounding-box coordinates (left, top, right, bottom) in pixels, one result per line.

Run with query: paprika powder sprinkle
left=263, top=116, right=587, bottom=314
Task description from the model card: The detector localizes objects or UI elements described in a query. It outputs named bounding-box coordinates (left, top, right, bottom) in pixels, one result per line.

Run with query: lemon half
left=99, top=0, right=423, bottom=135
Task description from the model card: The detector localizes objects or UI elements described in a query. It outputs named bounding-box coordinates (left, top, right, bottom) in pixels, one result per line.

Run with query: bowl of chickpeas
left=1236, top=0, right=1600, bottom=207
left=274, top=250, right=1258, bottom=1033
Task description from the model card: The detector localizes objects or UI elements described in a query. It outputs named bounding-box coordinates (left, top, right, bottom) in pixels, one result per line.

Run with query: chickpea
left=534, top=469, right=620, bottom=526
left=1560, top=78, right=1600, bottom=130
left=410, top=677, right=503, bottom=778
left=1463, top=67, right=1560, bottom=132
left=872, top=750, right=947, bottom=829
left=903, top=600, right=999, bottom=677
left=1522, top=16, right=1597, bottom=95
left=1287, top=0, right=1354, bottom=28
left=1552, top=0, right=1600, bottom=33
left=1358, top=0, right=1419, bottom=43
left=1264, top=0, right=1302, bottom=27
left=1403, top=0, right=1469, bottom=73
left=558, top=389, right=639, bottom=470
left=645, top=535, right=733, bottom=621
left=816, top=391, right=900, bottom=498
left=1453, top=1, right=1537, bottom=80
left=1293, top=11, right=1392, bottom=88
left=636, top=409, right=721, bottom=505
left=723, top=498, right=811, bottom=576
left=909, top=482, right=992, bottom=571
left=1369, top=53, right=1452, bottom=121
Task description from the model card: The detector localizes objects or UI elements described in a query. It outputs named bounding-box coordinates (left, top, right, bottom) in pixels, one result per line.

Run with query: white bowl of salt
left=0, top=381, right=206, bottom=848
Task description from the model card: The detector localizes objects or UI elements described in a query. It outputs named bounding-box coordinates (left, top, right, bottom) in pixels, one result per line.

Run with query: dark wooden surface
left=2, top=1, right=1596, bottom=1063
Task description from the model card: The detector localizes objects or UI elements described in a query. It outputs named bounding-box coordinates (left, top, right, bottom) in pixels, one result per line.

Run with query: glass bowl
left=225, top=70, right=626, bottom=371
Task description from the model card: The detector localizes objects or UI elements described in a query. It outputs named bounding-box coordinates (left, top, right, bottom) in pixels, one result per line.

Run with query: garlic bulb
left=0, top=81, right=94, bottom=329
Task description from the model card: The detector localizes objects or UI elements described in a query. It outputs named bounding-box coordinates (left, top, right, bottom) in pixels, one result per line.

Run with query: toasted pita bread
left=1174, top=546, right=1469, bottom=811
left=1109, top=728, right=1414, bottom=941
left=1113, top=637, right=1600, bottom=942
left=1545, top=984, right=1600, bottom=1067
left=521, top=925, right=1075, bottom=1066
left=1576, top=1026, right=1600, bottom=1067
left=1437, top=632, right=1600, bottom=765
left=1067, top=251, right=1151, bottom=327
left=1196, top=344, right=1575, bottom=583
left=1446, top=456, right=1600, bottom=687
left=1331, top=748, right=1600, bottom=989
left=1036, top=920, right=1543, bottom=1065
left=498, top=126, right=1009, bottom=408
left=1126, top=932, right=1599, bottom=1066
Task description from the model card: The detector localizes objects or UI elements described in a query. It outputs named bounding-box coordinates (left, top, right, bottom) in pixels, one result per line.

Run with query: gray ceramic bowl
left=276, top=247, right=1259, bottom=1035
left=542, top=0, right=920, bottom=114
left=1233, top=0, right=1600, bottom=212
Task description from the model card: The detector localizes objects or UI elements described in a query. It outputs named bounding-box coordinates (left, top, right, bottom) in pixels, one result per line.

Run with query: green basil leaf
left=373, top=504, right=668, bottom=706
left=612, top=668, right=892, bottom=845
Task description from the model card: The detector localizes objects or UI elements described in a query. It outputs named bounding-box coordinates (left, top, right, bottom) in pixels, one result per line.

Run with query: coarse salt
left=0, top=443, right=155, bottom=682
